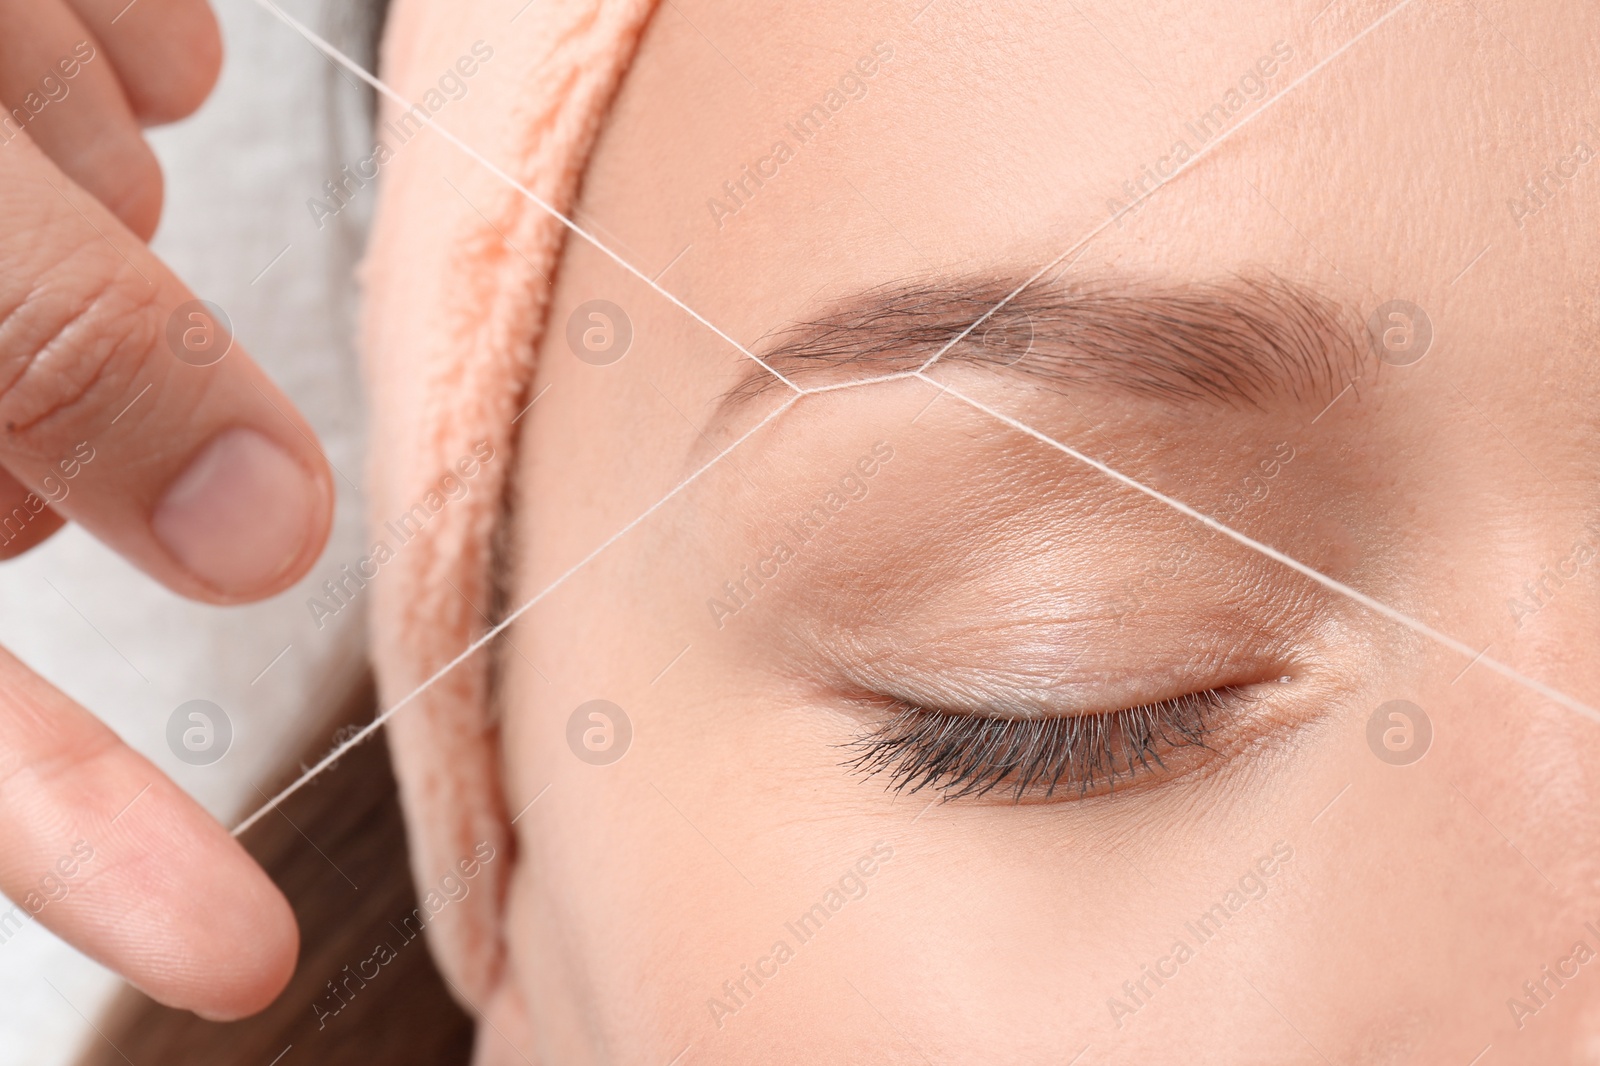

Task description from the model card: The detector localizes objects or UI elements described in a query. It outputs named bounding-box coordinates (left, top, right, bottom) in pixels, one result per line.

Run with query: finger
left=0, top=0, right=163, bottom=239
left=0, top=128, right=334, bottom=604
left=65, top=0, right=222, bottom=125
left=0, top=465, right=64, bottom=559
left=0, top=645, right=297, bottom=1017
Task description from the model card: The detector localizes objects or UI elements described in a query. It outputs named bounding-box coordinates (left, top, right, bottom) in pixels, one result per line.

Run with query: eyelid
left=805, top=600, right=1308, bottom=723
left=842, top=686, right=1258, bottom=803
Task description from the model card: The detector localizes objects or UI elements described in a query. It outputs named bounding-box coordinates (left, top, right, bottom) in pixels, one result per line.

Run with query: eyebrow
left=729, top=272, right=1365, bottom=409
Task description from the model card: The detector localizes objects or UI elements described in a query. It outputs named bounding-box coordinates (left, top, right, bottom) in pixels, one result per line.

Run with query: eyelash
left=843, top=687, right=1250, bottom=802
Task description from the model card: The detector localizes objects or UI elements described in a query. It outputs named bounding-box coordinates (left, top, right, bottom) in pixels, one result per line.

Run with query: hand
left=0, top=0, right=328, bottom=1019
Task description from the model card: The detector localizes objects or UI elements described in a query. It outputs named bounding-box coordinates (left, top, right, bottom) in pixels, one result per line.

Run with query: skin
left=493, top=0, right=1600, bottom=1063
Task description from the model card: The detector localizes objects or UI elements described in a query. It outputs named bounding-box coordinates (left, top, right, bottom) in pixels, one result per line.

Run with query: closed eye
left=842, top=686, right=1259, bottom=803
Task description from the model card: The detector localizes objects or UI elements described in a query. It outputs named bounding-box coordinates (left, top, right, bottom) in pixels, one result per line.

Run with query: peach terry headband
left=360, top=0, right=659, bottom=1015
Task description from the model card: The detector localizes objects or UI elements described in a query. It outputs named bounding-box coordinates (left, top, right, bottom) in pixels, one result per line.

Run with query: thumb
left=0, top=124, right=334, bottom=601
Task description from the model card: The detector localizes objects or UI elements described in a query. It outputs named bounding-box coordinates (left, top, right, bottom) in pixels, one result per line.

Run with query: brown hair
left=76, top=674, right=475, bottom=1065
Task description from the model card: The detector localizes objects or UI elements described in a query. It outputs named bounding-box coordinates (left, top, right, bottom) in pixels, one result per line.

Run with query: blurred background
left=0, top=0, right=377, bottom=1059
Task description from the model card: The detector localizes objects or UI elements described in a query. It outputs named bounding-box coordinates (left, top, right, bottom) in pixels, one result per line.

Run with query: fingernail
left=153, top=428, right=319, bottom=595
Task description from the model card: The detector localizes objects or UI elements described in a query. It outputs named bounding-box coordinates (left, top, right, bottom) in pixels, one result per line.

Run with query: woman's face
left=498, top=1, right=1600, bottom=1061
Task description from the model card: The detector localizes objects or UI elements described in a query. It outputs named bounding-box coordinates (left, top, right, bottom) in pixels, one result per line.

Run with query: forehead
left=514, top=0, right=1600, bottom=549
left=554, top=0, right=1598, bottom=386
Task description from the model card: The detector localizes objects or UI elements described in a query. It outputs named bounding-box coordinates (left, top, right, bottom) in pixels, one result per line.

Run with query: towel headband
left=362, top=0, right=660, bottom=1014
